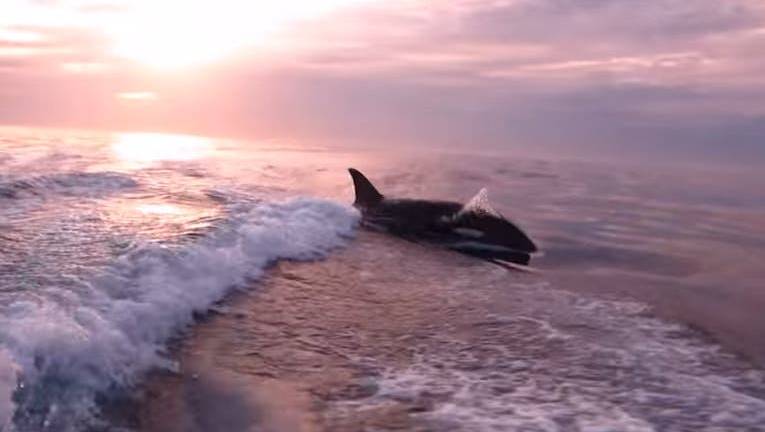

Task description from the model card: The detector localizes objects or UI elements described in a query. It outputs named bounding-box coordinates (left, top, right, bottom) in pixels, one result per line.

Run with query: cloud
left=0, top=0, right=764, bottom=163
left=245, top=0, right=765, bottom=162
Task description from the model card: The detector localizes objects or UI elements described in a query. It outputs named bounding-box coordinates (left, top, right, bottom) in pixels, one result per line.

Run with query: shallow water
left=0, top=126, right=764, bottom=431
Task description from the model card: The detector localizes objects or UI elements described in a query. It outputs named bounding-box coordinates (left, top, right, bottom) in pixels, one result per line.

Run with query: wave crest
left=0, top=198, right=359, bottom=431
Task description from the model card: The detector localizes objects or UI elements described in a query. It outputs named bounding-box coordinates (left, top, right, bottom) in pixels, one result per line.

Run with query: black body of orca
left=348, top=168, right=538, bottom=266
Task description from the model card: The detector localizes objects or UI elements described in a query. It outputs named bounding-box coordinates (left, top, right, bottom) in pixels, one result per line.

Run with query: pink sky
left=1, top=0, right=765, bottom=161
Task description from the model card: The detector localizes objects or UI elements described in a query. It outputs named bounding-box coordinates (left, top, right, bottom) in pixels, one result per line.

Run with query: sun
left=107, top=0, right=372, bottom=69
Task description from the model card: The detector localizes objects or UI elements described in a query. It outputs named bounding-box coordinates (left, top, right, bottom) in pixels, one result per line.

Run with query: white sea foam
left=0, top=350, right=17, bottom=430
left=345, top=289, right=765, bottom=432
left=458, top=188, right=501, bottom=218
left=0, top=197, right=359, bottom=431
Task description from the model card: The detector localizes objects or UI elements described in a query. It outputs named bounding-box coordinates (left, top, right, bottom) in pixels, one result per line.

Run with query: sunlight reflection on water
left=111, top=132, right=216, bottom=167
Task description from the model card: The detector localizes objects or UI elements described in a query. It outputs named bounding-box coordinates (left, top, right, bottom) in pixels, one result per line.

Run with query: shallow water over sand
left=1, top=127, right=765, bottom=431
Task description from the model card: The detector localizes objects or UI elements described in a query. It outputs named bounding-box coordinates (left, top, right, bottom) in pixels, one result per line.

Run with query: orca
left=348, top=168, right=538, bottom=266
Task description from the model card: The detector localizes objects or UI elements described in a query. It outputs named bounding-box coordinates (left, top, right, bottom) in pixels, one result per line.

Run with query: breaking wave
left=0, top=198, right=359, bottom=431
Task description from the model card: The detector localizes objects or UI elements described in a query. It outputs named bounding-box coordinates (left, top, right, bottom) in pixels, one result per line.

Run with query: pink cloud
left=0, top=0, right=764, bottom=162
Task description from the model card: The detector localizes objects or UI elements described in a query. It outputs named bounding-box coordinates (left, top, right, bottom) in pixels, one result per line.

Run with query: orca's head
left=348, top=168, right=384, bottom=209
left=456, top=212, right=538, bottom=254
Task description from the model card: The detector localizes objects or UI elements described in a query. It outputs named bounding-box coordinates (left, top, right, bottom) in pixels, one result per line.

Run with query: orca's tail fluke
left=348, top=168, right=383, bottom=208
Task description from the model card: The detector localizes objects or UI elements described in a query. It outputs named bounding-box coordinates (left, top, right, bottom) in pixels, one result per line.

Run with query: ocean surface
left=0, top=126, right=764, bottom=432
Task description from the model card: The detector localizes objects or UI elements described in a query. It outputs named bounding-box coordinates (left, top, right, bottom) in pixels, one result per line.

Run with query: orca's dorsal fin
left=348, top=168, right=383, bottom=207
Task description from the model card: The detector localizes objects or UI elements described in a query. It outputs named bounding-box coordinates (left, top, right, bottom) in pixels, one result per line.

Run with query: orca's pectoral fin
left=348, top=168, right=384, bottom=208
left=488, top=258, right=539, bottom=273
left=448, top=242, right=531, bottom=266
